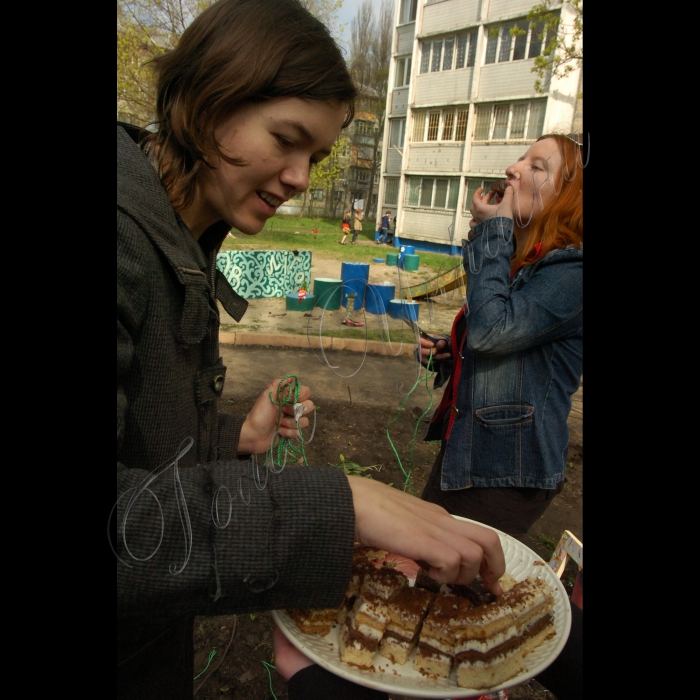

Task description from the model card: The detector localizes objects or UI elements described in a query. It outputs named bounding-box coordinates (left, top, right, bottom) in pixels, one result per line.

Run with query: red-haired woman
left=419, top=134, right=584, bottom=540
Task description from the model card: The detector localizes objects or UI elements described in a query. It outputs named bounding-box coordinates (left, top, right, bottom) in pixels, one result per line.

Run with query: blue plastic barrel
left=388, top=299, right=419, bottom=322
left=365, top=283, right=395, bottom=315
left=341, top=261, right=370, bottom=309
left=397, top=245, right=415, bottom=269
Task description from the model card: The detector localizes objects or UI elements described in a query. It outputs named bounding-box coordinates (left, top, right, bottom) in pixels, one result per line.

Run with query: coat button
left=451, top=405, right=460, bottom=416
left=212, top=374, right=225, bottom=394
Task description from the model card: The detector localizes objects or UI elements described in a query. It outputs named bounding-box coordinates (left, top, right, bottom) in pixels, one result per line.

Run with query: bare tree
left=345, top=0, right=393, bottom=221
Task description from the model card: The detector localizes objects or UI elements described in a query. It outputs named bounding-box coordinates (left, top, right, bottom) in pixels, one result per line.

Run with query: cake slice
left=287, top=605, right=340, bottom=637
left=378, top=585, right=435, bottom=665
left=338, top=591, right=391, bottom=668
left=451, top=576, right=555, bottom=689
left=361, top=565, right=407, bottom=601
left=413, top=593, right=471, bottom=679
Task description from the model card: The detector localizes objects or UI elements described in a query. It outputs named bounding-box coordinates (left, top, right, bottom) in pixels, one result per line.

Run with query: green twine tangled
left=268, top=375, right=309, bottom=467
left=385, top=349, right=437, bottom=495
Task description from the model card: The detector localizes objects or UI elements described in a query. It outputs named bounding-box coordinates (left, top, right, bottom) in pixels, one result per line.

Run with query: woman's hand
left=347, top=476, right=506, bottom=595
left=419, top=336, right=450, bottom=366
left=469, top=184, right=514, bottom=230
left=238, top=377, right=315, bottom=455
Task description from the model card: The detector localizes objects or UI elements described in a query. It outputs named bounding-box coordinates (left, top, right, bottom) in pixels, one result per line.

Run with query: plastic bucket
left=286, top=293, right=316, bottom=312
left=403, top=253, right=420, bottom=272
left=397, top=245, right=415, bottom=269
left=365, top=283, right=395, bottom=315
left=386, top=252, right=398, bottom=267
left=341, top=261, right=370, bottom=309
left=388, top=299, right=419, bottom=322
left=313, top=278, right=342, bottom=310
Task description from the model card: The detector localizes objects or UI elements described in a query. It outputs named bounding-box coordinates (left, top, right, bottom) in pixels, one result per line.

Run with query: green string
left=261, top=661, right=278, bottom=699
left=193, top=649, right=216, bottom=680
left=385, top=350, right=436, bottom=495
left=268, top=375, right=308, bottom=467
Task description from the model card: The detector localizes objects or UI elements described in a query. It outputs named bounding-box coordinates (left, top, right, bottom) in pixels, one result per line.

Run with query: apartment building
left=378, top=0, right=582, bottom=253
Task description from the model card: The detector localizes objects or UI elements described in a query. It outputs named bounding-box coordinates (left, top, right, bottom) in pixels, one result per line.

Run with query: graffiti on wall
left=216, top=250, right=312, bottom=299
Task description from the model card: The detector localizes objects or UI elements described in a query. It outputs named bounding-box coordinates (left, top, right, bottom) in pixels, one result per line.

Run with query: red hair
left=511, top=134, right=583, bottom=272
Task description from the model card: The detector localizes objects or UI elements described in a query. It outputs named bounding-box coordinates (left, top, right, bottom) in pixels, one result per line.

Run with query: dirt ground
left=192, top=247, right=583, bottom=700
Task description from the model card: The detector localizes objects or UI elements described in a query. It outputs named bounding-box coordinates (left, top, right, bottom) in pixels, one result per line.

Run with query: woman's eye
left=277, top=135, right=294, bottom=148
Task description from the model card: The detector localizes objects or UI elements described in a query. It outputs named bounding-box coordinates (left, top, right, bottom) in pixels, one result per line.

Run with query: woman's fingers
left=347, top=477, right=506, bottom=591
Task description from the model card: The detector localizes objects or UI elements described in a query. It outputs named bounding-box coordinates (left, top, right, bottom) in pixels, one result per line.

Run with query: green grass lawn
left=221, top=215, right=462, bottom=277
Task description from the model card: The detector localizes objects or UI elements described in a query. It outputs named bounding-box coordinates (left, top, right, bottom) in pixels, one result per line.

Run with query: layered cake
left=378, top=585, right=435, bottom=665
left=338, top=590, right=392, bottom=668
left=451, top=577, right=555, bottom=689
left=339, top=562, right=408, bottom=668
left=413, top=593, right=471, bottom=679
left=286, top=605, right=341, bottom=637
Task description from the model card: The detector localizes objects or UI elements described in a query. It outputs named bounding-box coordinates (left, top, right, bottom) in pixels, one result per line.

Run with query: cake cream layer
left=362, top=567, right=407, bottom=600
left=352, top=592, right=390, bottom=628
left=454, top=611, right=553, bottom=659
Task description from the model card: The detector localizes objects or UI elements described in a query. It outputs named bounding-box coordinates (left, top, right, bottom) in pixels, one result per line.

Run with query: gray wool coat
left=116, top=125, right=355, bottom=623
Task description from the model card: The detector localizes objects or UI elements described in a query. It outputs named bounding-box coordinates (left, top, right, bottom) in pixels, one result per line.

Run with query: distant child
left=340, top=209, right=351, bottom=244
left=376, top=210, right=392, bottom=244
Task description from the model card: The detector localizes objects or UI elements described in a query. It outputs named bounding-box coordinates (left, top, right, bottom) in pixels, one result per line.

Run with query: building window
left=389, top=118, right=406, bottom=151
left=384, top=177, right=400, bottom=205
left=464, top=178, right=503, bottom=209
left=406, top=176, right=460, bottom=210
left=473, top=101, right=546, bottom=142
left=485, top=16, right=559, bottom=65
left=395, top=56, right=412, bottom=88
left=411, top=108, right=469, bottom=142
left=311, top=189, right=324, bottom=201
left=399, top=0, right=417, bottom=24
left=426, top=112, right=440, bottom=140
left=420, top=30, right=477, bottom=73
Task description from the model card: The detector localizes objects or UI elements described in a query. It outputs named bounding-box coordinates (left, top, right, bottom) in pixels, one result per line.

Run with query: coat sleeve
left=464, top=217, right=582, bottom=357
left=117, top=218, right=356, bottom=619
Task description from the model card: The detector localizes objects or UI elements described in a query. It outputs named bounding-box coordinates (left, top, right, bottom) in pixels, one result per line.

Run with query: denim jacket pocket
left=471, top=404, right=536, bottom=484
left=475, top=404, right=535, bottom=426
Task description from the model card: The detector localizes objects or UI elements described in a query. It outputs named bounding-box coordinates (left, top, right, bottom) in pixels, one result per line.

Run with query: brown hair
left=511, top=133, right=583, bottom=271
left=142, top=0, right=357, bottom=211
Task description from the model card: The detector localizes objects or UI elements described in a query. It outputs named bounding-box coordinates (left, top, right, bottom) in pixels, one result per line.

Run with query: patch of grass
left=536, top=533, right=558, bottom=553
left=331, top=454, right=382, bottom=478
left=221, top=214, right=463, bottom=276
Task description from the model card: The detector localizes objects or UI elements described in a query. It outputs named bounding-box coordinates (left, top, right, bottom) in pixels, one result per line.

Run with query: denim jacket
left=424, top=217, right=583, bottom=489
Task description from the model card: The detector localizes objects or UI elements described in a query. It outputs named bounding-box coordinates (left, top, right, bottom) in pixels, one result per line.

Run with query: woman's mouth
left=257, top=191, right=283, bottom=211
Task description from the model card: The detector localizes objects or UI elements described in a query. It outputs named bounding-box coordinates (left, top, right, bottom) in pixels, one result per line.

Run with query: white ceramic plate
left=272, top=516, right=572, bottom=699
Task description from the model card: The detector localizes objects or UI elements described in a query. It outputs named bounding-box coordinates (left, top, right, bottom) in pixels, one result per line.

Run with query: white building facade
left=378, top=0, right=582, bottom=253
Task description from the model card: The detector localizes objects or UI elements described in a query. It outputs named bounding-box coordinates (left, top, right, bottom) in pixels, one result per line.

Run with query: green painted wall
left=216, top=250, right=312, bottom=299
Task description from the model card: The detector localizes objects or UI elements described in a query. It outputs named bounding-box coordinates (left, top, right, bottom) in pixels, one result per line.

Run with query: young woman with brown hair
left=117, top=2, right=505, bottom=698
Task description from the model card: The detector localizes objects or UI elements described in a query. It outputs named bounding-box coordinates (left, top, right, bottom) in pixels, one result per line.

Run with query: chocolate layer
left=454, top=613, right=553, bottom=664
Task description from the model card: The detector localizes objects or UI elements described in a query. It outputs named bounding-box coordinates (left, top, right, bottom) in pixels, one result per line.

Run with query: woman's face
left=503, top=137, right=562, bottom=227
left=184, top=97, right=346, bottom=237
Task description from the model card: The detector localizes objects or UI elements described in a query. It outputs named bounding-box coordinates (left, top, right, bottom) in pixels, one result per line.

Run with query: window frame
left=472, top=100, right=546, bottom=143
left=420, top=29, right=477, bottom=74
left=405, top=176, right=461, bottom=211
left=384, top=177, right=400, bottom=206
left=394, top=56, right=412, bottom=88
left=484, top=14, right=560, bottom=65
left=411, top=107, right=470, bottom=143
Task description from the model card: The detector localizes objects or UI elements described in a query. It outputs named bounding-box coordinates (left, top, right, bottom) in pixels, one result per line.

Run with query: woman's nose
left=280, top=160, right=310, bottom=193
left=505, top=165, right=520, bottom=180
